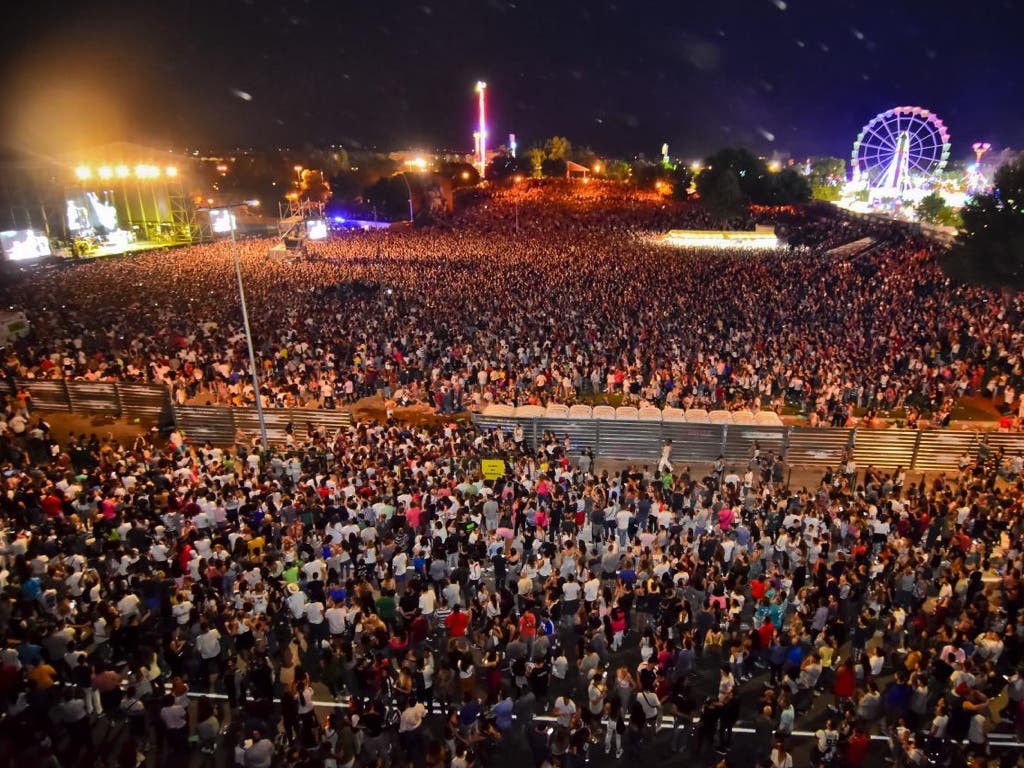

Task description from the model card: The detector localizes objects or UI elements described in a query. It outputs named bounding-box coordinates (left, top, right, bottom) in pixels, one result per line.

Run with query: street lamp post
left=397, top=173, right=415, bottom=223
left=200, top=200, right=269, bottom=451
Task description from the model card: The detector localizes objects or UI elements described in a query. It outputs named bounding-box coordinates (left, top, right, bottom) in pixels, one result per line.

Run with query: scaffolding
left=276, top=199, right=325, bottom=252
left=169, top=179, right=205, bottom=243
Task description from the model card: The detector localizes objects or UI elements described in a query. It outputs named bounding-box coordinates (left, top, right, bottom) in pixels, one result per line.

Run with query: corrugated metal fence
left=172, top=406, right=353, bottom=445
left=0, top=378, right=353, bottom=444
left=0, top=378, right=172, bottom=423
left=471, top=415, right=1024, bottom=472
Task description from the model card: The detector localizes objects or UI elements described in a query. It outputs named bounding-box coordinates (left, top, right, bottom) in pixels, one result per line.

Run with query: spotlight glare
left=75, top=166, right=91, bottom=180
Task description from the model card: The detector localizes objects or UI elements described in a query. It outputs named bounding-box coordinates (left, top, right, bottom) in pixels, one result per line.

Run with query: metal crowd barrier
left=471, top=414, right=1024, bottom=471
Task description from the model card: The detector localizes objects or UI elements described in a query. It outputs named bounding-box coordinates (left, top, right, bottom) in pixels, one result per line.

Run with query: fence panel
left=534, top=418, right=599, bottom=456
left=984, top=433, right=1024, bottom=456
left=914, top=431, right=979, bottom=471
left=287, top=409, right=353, bottom=437
left=17, top=379, right=71, bottom=411
left=787, top=428, right=852, bottom=467
left=173, top=406, right=236, bottom=444
left=853, top=429, right=918, bottom=470
left=116, top=382, right=172, bottom=423
left=233, top=409, right=298, bottom=444
left=66, top=381, right=120, bottom=415
left=723, top=425, right=788, bottom=463
left=661, top=423, right=727, bottom=463
left=597, top=421, right=664, bottom=461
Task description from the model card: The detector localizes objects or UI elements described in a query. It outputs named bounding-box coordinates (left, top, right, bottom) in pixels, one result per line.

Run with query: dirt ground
left=36, top=410, right=160, bottom=444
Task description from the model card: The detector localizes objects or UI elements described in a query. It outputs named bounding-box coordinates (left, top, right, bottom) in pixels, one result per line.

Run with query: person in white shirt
left=172, top=594, right=193, bottom=626
left=325, top=602, right=349, bottom=636
left=116, top=592, right=141, bottom=620
left=286, top=583, right=308, bottom=619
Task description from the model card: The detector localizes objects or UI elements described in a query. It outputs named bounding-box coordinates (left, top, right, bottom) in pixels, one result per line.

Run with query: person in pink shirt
left=718, top=505, right=735, bottom=531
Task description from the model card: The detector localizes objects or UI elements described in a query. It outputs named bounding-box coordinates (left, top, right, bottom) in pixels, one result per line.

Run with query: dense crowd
left=4, top=182, right=1024, bottom=768
left=1, top=181, right=1022, bottom=428
left=2, top=399, right=1024, bottom=768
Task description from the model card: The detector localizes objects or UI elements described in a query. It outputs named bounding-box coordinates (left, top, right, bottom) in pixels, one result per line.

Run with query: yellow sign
left=481, top=459, right=506, bottom=480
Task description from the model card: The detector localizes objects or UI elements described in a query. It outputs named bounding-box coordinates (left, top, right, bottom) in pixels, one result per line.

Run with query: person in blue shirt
left=492, top=692, right=514, bottom=732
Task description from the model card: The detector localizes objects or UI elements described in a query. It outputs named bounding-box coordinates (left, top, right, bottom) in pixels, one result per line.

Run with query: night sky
left=1, top=0, right=1021, bottom=162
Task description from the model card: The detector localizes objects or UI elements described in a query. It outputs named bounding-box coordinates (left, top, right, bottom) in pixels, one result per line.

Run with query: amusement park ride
left=847, top=106, right=951, bottom=205
left=842, top=106, right=991, bottom=219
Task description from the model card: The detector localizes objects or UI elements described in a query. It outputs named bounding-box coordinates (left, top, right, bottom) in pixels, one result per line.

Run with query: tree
left=916, top=192, right=961, bottom=228
left=700, top=168, right=745, bottom=220
left=541, top=157, right=567, bottom=178
left=543, top=136, right=572, bottom=161
left=603, top=159, right=632, bottom=182
left=811, top=184, right=842, bottom=202
left=668, top=165, right=694, bottom=200
left=808, top=157, right=846, bottom=188
left=765, top=168, right=811, bottom=205
left=700, top=148, right=767, bottom=202
left=485, top=152, right=530, bottom=182
left=941, top=155, right=1024, bottom=289
left=527, top=147, right=545, bottom=179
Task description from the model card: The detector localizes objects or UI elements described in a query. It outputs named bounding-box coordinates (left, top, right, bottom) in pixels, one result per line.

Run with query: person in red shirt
left=758, top=616, right=775, bottom=653
left=445, top=605, right=470, bottom=639
left=833, top=657, right=856, bottom=706
left=844, top=724, right=870, bottom=768
left=518, top=610, right=537, bottom=651
left=751, top=577, right=767, bottom=602
left=41, top=490, right=64, bottom=519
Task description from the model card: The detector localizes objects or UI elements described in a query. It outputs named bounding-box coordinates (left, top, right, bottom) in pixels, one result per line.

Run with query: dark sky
left=1, top=0, right=1021, bottom=163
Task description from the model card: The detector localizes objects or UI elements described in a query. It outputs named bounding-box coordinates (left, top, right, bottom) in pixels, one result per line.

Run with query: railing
left=4, top=377, right=1021, bottom=467
left=471, top=414, right=1024, bottom=472
left=172, top=405, right=352, bottom=445
left=0, top=378, right=172, bottom=423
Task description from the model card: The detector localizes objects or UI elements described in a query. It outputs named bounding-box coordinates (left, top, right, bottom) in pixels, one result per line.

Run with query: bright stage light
left=116, top=165, right=130, bottom=178
left=165, top=166, right=178, bottom=177
left=661, top=229, right=780, bottom=249
left=98, top=166, right=113, bottom=180
left=75, top=166, right=91, bottom=180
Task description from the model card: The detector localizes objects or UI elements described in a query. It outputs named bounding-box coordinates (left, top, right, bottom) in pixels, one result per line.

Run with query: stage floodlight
left=115, top=165, right=130, bottom=178
left=75, top=166, right=91, bottom=180
left=98, top=166, right=113, bottom=180
left=165, top=166, right=178, bottom=178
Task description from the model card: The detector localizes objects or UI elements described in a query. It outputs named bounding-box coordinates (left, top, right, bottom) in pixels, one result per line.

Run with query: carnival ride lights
left=851, top=106, right=950, bottom=200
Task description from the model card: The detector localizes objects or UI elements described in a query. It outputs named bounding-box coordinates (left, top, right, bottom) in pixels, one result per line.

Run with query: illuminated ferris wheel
left=851, top=106, right=950, bottom=198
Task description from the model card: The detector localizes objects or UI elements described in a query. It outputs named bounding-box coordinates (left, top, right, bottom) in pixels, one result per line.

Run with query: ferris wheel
left=851, top=106, right=951, bottom=197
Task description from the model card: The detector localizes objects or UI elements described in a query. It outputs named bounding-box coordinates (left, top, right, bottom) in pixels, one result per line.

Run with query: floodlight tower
left=475, top=81, right=487, bottom=178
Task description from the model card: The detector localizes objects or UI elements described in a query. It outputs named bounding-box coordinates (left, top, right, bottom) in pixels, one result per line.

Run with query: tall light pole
left=200, top=200, right=269, bottom=451
left=475, top=81, right=487, bottom=178
left=396, top=173, right=415, bottom=222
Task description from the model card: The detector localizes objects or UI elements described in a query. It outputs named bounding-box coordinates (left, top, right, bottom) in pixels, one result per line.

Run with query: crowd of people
left=1, top=180, right=1022, bottom=428
left=3, top=182, right=1024, bottom=768
left=3, top=386, right=1024, bottom=768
